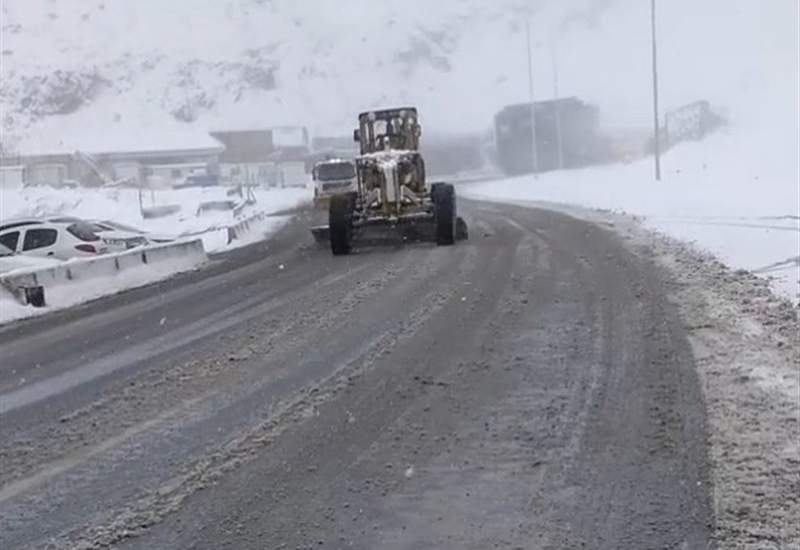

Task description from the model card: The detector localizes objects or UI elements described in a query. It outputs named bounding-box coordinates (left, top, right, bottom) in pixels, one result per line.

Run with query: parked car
left=0, top=242, right=63, bottom=274
left=0, top=218, right=108, bottom=260
left=83, top=221, right=149, bottom=252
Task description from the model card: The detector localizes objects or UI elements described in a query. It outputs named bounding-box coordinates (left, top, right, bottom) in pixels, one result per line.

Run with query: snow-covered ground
left=563, top=204, right=800, bottom=546
left=0, top=186, right=311, bottom=253
left=464, top=122, right=799, bottom=303
left=0, top=185, right=311, bottom=324
left=0, top=240, right=207, bottom=324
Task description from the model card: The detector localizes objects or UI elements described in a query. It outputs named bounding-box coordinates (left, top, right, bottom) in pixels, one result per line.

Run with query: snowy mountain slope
left=3, top=0, right=795, bottom=149
left=0, top=0, right=534, bottom=148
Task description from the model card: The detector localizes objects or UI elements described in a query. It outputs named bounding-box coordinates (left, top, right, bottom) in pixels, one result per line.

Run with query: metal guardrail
left=226, top=211, right=268, bottom=245
left=0, top=239, right=206, bottom=308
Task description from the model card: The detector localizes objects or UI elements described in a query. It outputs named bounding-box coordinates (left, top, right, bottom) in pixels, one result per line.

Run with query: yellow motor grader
left=311, top=107, right=467, bottom=255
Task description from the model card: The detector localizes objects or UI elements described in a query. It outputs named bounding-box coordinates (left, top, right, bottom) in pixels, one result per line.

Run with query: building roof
left=210, top=130, right=274, bottom=163
left=14, top=126, right=225, bottom=159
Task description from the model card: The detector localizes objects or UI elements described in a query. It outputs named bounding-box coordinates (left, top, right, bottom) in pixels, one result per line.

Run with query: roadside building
left=211, top=129, right=276, bottom=187
left=0, top=165, right=25, bottom=190
left=1, top=128, right=224, bottom=188
left=267, top=126, right=311, bottom=188
left=211, top=126, right=311, bottom=188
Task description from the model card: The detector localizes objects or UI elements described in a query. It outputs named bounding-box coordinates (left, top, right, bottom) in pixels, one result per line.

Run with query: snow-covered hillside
left=0, top=0, right=540, bottom=149
left=3, top=0, right=796, bottom=146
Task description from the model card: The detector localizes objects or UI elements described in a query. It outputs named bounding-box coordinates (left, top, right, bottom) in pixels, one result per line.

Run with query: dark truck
left=493, top=97, right=607, bottom=176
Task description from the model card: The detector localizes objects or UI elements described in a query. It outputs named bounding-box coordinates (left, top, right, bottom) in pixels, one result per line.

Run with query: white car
left=42, top=216, right=153, bottom=252
left=86, top=221, right=150, bottom=252
left=0, top=218, right=109, bottom=260
left=0, top=243, right=63, bottom=274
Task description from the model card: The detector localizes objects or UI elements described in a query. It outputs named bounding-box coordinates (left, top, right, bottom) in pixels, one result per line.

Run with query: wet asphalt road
left=0, top=201, right=713, bottom=549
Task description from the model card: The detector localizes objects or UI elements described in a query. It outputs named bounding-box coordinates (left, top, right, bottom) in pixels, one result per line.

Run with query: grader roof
left=357, top=107, right=418, bottom=122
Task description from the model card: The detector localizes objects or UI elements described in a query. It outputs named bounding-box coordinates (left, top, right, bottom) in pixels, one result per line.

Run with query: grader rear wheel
left=433, top=183, right=456, bottom=246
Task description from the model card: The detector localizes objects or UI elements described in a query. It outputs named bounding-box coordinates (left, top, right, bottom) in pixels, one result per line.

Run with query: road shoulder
left=526, top=200, right=800, bottom=548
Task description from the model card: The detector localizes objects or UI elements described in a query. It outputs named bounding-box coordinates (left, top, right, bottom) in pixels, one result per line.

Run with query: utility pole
left=526, top=20, right=539, bottom=176
left=650, top=0, right=661, bottom=181
left=551, top=41, right=564, bottom=170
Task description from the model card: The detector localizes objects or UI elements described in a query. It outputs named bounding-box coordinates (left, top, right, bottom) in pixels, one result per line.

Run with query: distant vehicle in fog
left=312, top=158, right=357, bottom=207
left=663, top=100, right=724, bottom=150
left=493, top=97, right=608, bottom=176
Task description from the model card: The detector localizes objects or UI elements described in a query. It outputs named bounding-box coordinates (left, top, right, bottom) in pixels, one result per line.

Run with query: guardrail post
left=24, top=286, right=46, bottom=307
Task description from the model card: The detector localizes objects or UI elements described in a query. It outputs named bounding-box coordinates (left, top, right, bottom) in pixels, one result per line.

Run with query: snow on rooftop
left=15, top=126, right=224, bottom=157
left=271, top=127, right=309, bottom=148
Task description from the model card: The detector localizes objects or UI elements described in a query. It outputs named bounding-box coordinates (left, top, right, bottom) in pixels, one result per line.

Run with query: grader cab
left=353, top=107, right=422, bottom=153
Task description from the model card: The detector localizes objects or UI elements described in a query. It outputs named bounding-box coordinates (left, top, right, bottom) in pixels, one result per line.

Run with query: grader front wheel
left=329, top=193, right=356, bottom=255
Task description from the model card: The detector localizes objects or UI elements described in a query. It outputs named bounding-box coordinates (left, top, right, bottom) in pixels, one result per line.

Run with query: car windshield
left=316, top=162, right=355, bottom=181
left=66, top=222, right=100, bottom=242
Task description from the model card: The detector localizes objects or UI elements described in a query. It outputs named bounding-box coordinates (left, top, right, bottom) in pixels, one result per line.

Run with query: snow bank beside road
left=0, top=239, right=207, bottom=324
left=0, top=186, right=311, bottom=253
left=632, top=220, right=799, bottom=547
left=0, top=186, right=310, bottom=324
left=510, top=202, right=799, bottom=546
left=463, top=133, right=799, bottom=302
